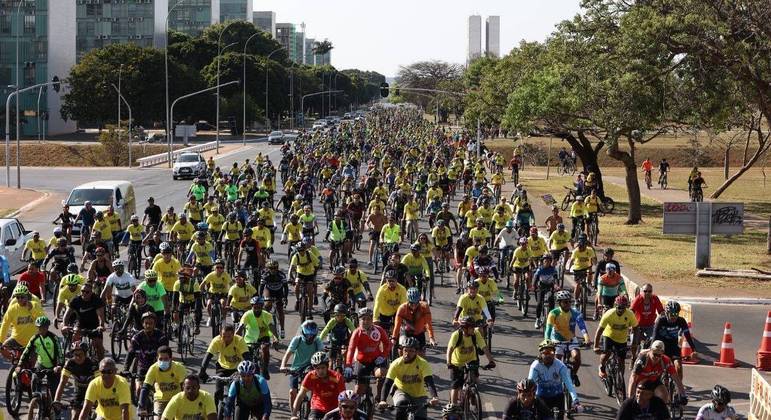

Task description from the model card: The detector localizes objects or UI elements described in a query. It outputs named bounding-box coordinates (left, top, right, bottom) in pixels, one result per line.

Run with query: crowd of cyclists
left=0, top=105, right=738, bottom=420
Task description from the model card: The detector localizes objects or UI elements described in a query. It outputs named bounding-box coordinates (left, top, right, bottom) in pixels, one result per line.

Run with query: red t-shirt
left=630, top=294, right=664, bottom=328
left=633, top=352, right=677, bottom=383
left=18, top=271, right=45, bottom=298
left=346, top=325, right=391, bottom=365
left=302, top=369, right=346, bottom=412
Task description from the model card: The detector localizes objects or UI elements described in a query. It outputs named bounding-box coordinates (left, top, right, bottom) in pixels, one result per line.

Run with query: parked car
left=64, top=180, right=136, bottom=244
left=268, top=131, right=285, bottom=144
left=0, top=218, right=34, bottom=274
left=172, top=152, right=206, bottom=180
left=144, top=133, right=165, bottom=143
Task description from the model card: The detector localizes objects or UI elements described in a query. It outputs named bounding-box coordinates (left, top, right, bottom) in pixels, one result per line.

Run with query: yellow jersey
left=206, top=335, right=248, bottom=370
left=105, top=212, right=121, bottom=233
left=228, top=284, right=257, bottom=311
left=170, top=221, right=194, bottom=241
left=449, top=330, right=487, bottom=366
left=431, top=226, right=451, bottom=246
left=189, top=241, right=214, bottom=267
left=24, top=239, right=47, bottom=261
left=468, top=227, right=491, bottom=242
left=290, top=251, right=319, bottom=276
left=386, top=355, right=433, bottom=398
left=126, top=224, right=144, bottom=242
left=0, top=301, right=44, bottom=345
left=143, top=361, right=186, bottom=402
left=510, top=247, right=532, bottom=268
left=84, top=375, right=132, bottom=420
left=92, top=220, right=113, bottom=242
left=344, top=269, right=368, bottom=296
left=57, top=285, right=81, bottom=307
left=152, top=258, right=181, bottom=292
left=201, top=271, right=232, bottom=295
left=222, top=221, right=243, bottom=241
left=282, top=223, right=302, bottom=242
left=549, top=230, right=571, bottom=251
left=476, top=278, right=499, bottom=303
left=456, top=294, right=488, bottom=322
left=403, top=201, right=419, bottom=221
left=598, top=308, right=638, bottom=344
left=172, top=279, right=200, bottom=303
left=161, top=389, right=216, bottom=420
left=570, top=247, right=596, bottom=271
left=527, top=236, right=548, bottom=258
left=206, top=214, right=225, bottom=232
left=373, top=283, right=407, bottom=318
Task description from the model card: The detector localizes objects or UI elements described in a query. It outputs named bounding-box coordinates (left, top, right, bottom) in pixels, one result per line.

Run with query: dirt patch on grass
left=0, top=187, right=45, bottom=216
left=0, top=144, right=175, bottom=167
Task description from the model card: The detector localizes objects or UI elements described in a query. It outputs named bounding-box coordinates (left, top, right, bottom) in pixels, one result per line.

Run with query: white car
left=172, top=152, right=206, bottom=180
left=268, top=131, right=285, bottom=144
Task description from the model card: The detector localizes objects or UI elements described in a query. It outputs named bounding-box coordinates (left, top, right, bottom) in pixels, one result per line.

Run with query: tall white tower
left=467, top=15, right=482, bottom=64
left=486, top=16, right=500, bottom=57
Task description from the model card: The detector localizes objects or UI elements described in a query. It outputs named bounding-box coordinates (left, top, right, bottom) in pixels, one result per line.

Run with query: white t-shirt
left=496, top=228, right=519, bottom=249
left=105, top=272, right=138, bottom=298
left=696, top=404, right=736, bottom=420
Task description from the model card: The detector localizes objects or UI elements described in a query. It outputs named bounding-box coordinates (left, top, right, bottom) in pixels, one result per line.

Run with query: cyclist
left=139, top=345, right=186, bottom=418
left=696, top=385, right=736, bottom=420
left=567, top=234, right=596, bottom=303
left=502, top=378, right=553, bottom=420
left=595, top=263, right=626, bottom=320
left=221, top=360, right=272, bottom=420
left=593, top=295, right=637, bottom=380
left=260, top=260, right=288, bottom=337
left=101, top=259, right=137, bottom=314
left=475, top=266, right=500, bottom=319
left=23, top=231, right=47, bottom=265
left=658, top=158, right=670, bottom=186
left=81, top=357, right=131, bottom=420
left=161, top=375, right=217, bottom=420
left=641, top=157, right=653, bottom=187
left=446, top=316, right=496, bottom=407
left=323, top=390, right=369, bottom=420
left=373, top=271, right=407, bottom=329
left=125, top=312, right=169, bottom=394
left=55, top=270, right=83, bottom=323
left=201, top=260, right=231, bottom=326
left=236, top=296, right=278, bottom=379
left=290, top=351, right=346, bottom=420
left=62, top=281, right=107, bottom=360
left=170, top=213, right=195, bottom=255
left=18, top=316, right=63, bottom=399
left=364, top=205, right=387, bottom=265
left=628, top=340, right=686, bottom=405
left=228, top=269, right=257, bottom=323
left=172, top=266, right=202, bottom=334
left=630, top=283, right=664, bottom=364
left=533, top=255, right=559, bottom=329
left=495, top=220, right=519, bottom=267
left=43, top=237, right=76, bottom=285
left=568, top=196, right=588, bottom=240
left=528, top=340, right=582, bottom=416
left=691, top=171, right=707, bottom=200
left=137, top=268, right=169, bottom=328
left=151, top=243, right=181, bottom=296
left=20, top=261, right=47, bottom=301
left=431, top=219, right=454, bottom=272
left=377, top=336, right=440, bottom=420
left=543, top=206, right=563, bottom=236
left=393, top=287, right=437, bottom=352
left=344, top=259, right=374, bottom=305
left=452, top=280, right=494, bottom=336
left=653, top=300, right=697, bottom=380
left=1, top=286, right=45, bottom=360
left=119, top=288, right=153, bottom=335
left=346, top=306, right=392, bottom=402
left=382, top=253, right=410, bottom=288
left=584, top=189, right=603, bottom=233
left=53, top=341, right=99, bottom=419
left=199, top=324, right=249, bottom=403
left=320, top=303, right=355, bottom=357
left=280, top=320, right=324, bottom=408
left=289, top=242, right=320, bottom=311
left=379, top=214, right=402, bottom=250
left=544, top=290, right=590, bottom=386
left=617, top=380, right=669, bottom=420
left=401, top=244, right=430, bottom=291
left=326, top=210, right=352, bottom=263
left=510, top=237, right=532, bottom=301
left=188, top=230, right=215, bottom=276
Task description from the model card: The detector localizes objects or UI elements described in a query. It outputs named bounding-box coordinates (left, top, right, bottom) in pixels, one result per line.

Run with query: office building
left=167, top=0, right=216, bottom=38
left=295, top=23, right=305, bottom=65
left=467, top=15, right=482, bottom=64
left=276, top=23, right=299, bottom=63
left=485, top=16, right=500, bottom=57
left=304, top=38, right=316, bottom=65
left=76, top=0, right=157, bottom=60
left=253, top=11, right=275, bottom=38
left=220, top=0, right=251, bottom=23
left=315, top=49, right=331, bottom=66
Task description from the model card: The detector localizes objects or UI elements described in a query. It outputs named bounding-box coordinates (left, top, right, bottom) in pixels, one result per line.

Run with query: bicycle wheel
left=613, top=359, right=627, bottom=406
left=373, top=247, right=380, bottom=274
left=464, top=387, right=483, bottom=420
left=561, top=194, right=572, bottom=211
left=667, top=377, right=683, bottom=419
left=211, top=307, right=220, bottom=338
left=299, top=397, right=311, bottom=419
left=178, top=323, right=188, bottom=362
left=5, top=372, right=23, bottom=416
left=578, top=286, right=588, bottom=320
left=602, top=197, right=615, bottom=213
left=187, top=322, right=198, bottom=357
left=517, top=280, right=527, bottom=315
left=110, top=325, right=124, bottom=363
left=563, top=384, right=573, bottom=419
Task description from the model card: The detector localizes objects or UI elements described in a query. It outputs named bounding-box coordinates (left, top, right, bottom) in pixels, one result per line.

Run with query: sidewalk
left=0, top=187, right=45, bottom=217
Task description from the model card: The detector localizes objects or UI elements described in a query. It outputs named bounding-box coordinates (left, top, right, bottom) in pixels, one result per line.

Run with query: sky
left=254, top=0, right=583, bottom=77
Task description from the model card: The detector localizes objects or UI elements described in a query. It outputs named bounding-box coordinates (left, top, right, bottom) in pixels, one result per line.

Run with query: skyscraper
left=220, top=0, right=252, bottom=23
left=275, top=23, right=297, bottom=63
left=304, top=38, right=316, bottom=65
left=295, top=23, right=306, bottom=65
left=467, top=15, right=482, bottom=64
left=253, top=11, right=276, bottom=38
left=486, top=16, right=500, bottom=58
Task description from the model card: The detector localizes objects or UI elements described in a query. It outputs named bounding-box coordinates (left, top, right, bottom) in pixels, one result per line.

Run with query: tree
left=312, top=40, right=334, bottom=56
left=396, top=60, right=463, bottom=109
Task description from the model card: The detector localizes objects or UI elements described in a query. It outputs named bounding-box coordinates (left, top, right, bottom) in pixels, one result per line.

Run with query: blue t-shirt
left=533, top=266, right=558, bottom=286
left=0, top=255, right=10, bottom=285
left=287, top=335, right=323, bottom=370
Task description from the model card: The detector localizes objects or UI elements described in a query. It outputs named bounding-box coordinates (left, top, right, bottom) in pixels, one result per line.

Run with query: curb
left=7, top=190, right=51, bottom=218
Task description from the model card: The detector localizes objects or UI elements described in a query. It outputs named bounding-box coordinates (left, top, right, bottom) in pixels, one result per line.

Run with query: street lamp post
left=331, top=72, right=339, bottom=115
left=118, top=64, right=123, bottom=132
left=35, top=86, right=43, bottom=142
left=14, top=0, right=24, bottom=189
left=264, top=47, right=285, bottom=132
left=241, top=32, right=261, bottom=145
left=216, top=21, right=239, bottom=154
left=301, top=89, right=342, bottom=129
left=111, top=84, right=132, bottom=168
left=165, top=0, right=188, bottom=168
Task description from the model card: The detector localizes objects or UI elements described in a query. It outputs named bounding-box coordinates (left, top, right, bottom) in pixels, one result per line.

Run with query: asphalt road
left=1, top=142, right=768, bottom=419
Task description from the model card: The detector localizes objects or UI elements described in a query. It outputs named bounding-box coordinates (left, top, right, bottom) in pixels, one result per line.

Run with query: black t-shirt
left=63, top=358, right=99, bottom=386
left=502, top=397, right=554, bottom=420
left=144, top=204, right=162, bottom=225
left=68, top=296, right=105, bottom=329
left=616, top=397, right=670, bottom=420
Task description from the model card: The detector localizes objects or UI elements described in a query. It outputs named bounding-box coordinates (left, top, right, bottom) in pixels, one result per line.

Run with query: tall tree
left=396, top=60, right=463, bottom=109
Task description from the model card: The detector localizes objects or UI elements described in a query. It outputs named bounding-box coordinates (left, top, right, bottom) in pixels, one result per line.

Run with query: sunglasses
left=100, top=369, right=115, bottom=375
left=340, top=404, right=356, bottom=410
left=643, top=290, right=653, bottom=294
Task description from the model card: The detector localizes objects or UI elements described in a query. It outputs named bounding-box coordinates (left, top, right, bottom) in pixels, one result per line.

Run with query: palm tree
left=312, top=39, right=334, bottom=55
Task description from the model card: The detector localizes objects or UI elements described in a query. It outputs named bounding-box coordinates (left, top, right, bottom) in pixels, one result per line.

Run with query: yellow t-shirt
left=478, top=207, right=493, bottom=224
left=476, top=278, right=499, bottom=303
left=84, top=375, right=132, bottom=420
left=449, top=330, right=487, bottom=366
left=431, top=226, right=451, bottom=246
left=105, top=212, right=121, bottom=233
left=386, top=356, right=433, bottom=398
left=24, top=239, right=47, bottom=261
left=126, top=224, right=144, bottom=242
left=143, top=361, right=186, bottom=402
left=170, top=221, right=194, bottom=241
left=207, top=214, right=225, bottom=232
left=290, top=251, right=319, bottom=276
left=222, top=221, right=243, bottom=241
left=201, top=272, right=232, bottom=295
left=456, top=294, right=488, bottom=322
left=257, top=208, right=275, bottom=227
left=598, top=308, right=638, bottom=344
left=251, top=226, right=273, bottom=248
left=206, top=335, right=248, bottom=370
left=160, top=214, right=177, bottom=233
left=172, top=279, right=200, bottom=303
left=161, top=389, right=217, bottom=420
left=510, top=247, right=532, bottom=268
left=527, top=236, right=548, bottom=258
left=0, top=301, right=44, bottom=345
left=571, top=247, right=596, bottom=271
left=344, top=270, right=367, bottom=296
left=152, top=258, right=182, bottom=292
left=184, top=202, right=203, bottom=221
left=373, top=283, right=407, bottom=318
left=189, top=241, right=214, bottom=267
left=468, top=227, right=491, bottom=242
left=492, top=213, right=510, bottom=230
left=403, top=202, right=419, bottom=221
left=549, top=230, right=571, bottom=251
left=464, top=246, right=480, bottom=264
left=464, top=210, right=479, bottom=228
left=228, top=284, right=257, bottom=311
left=57, top=285, right=81, bottom=307
left=203, top=202, right=219, bottom=218
left=93, top=220, right=113, bottom=241
left=283, top=223, right=302, bottom=242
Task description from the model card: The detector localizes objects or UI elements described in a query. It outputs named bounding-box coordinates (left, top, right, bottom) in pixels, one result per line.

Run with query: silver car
left=172, top=152, right=206, bottom=180
left=268, top=131, right=285, bottom=144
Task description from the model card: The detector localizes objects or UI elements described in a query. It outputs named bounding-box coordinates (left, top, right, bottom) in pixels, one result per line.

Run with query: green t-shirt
left=239, top=310, right=273, bottom=343
left=139, top=281, right=167, bottom=312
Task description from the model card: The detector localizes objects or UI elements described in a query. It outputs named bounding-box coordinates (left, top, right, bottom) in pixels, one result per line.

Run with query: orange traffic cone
left=714, top=322, right=739, bottom=368
left=756, top=311, right=771, bottom=371
left=681, top=339, right=698, bottom=365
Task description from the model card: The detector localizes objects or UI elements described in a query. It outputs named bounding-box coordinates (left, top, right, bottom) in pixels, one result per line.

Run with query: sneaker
left=455, top=287, right=462, bottom=294
left=598, top=367, right=607, bottom=379
left=280, top=331, right=286, bottom=339
left=573, top=373, right=581, bottom=387
left=534, top=318, right=542, bottom=329
left=205, top=318, right=211, bottom=327
left=367, top=261, right=373, bottom=266
left=194, top=326, right=200, bottom=335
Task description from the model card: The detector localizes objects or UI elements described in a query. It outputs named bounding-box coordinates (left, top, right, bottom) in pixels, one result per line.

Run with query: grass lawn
left=520, top=169, right=771, bottom=296
left=0, top=209, right=15, bottom=217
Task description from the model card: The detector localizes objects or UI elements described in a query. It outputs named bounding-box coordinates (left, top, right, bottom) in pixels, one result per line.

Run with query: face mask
left=158, top=360, right=171, bottom=370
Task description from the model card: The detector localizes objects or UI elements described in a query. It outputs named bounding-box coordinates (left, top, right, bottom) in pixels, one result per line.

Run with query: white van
left=65, top=180, right=136, bottom=243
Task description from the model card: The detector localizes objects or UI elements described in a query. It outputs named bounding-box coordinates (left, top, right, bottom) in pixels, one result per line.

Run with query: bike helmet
left=71, top=341, right=89, bottom=354
left=347, top=258, right=358, bottom=267
left=53, top=226, right=63, bottom=235
left=384, top=270, right=397, bottom=280
left=555, top=290, right=572, bottom=302
left=195, top=230, right=207, bottom=239
left=250, top=296, right=265, bottom=306
left=301, top=320, right=318, bottom=336
left=95, top=211, right=103, bottom=218
left=338, top=389, right=359, bottom=403
left=518, top=237, right=528, bottom=245
left=406, top=287, right=420, bottom=303
left=235, top=269, right=247, bottom=278
left=711, top=385, right=731, bottom=405
left=237, top=360, right=258, bottom=376
left=529, top=226, right=538, bottom=234
left=228, top=212, right=237, bottom=220
left=214, top=259, right=225, bottom=266
left=357, top=307, right=373, bottom=318
left=538, top=339, right=557, bottom=352
left=144, top=269, right=158, bottom=280
left=159, top=242, right=172, bottom=253
left=130, top=214, right=139, bottom=222
left=478, top=244, right=489, bottom=253
left=468, top=280, right=480, bottom=289
left=333, top=266, right=345, bottom=276
left=141, top=311, right=157, bottom=321
left=505, top=220, right=514, bottom=228
left=604, top=248, right=615, bottom=256
left=57, top=238, right=68, bottom=246
left=615, top=295, right=630, bottom=308
left=665, top=300, right=681, bottom=315
left=557, top=223, right=565, bottom=229
left=402, top=337, right=420, bottom=349
left=65, top=275, right=81, bottom=286
left=178, top=213, right=187, bottom=219
left=477, top=266, right=490, bottom=276
left=34, top=316, right=50, bottom=327
left=575, top=195, right=583, bottom=201
left=134, top=289, right=147, bottom=299
left=67, top=263, right=79, bottom=274
left=606, top=263, right=617, bottom=272
left=459, top=316, right=475, bottom=327
left=112, top=259, right=124, bottom=268
left=267, top=260, right=279, bottom=269
left=410, top=243, right=421, bottom=252
left=334, top=303, right=348, bottom=314
left=12, top=285, right=29, bottom=296
left=244, top=228, right=253, bottom=236
left=517, top=378, right=537, bottom=392
left=650, top=340, right=666, bottom=354
left=311, top=351, right=329, bottom=366
left=197, top=222, right=209, bottom=230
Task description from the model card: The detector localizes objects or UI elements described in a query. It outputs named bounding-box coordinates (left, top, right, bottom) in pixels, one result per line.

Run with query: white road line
left=484, top=401, right=496, bottom=419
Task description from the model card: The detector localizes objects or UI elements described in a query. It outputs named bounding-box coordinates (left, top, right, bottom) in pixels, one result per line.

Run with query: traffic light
left=51, top=76, right=60, bottom=93
left=380, top=82, right=389, bottom=98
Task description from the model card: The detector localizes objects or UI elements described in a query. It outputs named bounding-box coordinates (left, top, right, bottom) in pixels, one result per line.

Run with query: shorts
left=600, top=295, right=617, bottom=309
left=297, top=273, right=315, bottom=284
left=113, top=295, right=133, bottom=306
left=640, top=377, right=663, bottom=389
left=513, top=266, right=529, bottom=274
left=368, top=230, right=379, bottom=240
left=377, top=313, right=394, bottom=329
left=353, top=291, right=367, bottom=302
left=309, top=409, right=326, bottom=420
left=601, top=337, right=628, bottom=359
left=555, top=339, right=580, bottom=356
left=401, top=331, right=426, bottom=350
left=265, top=287, right=286, bottom=303
left=662, top=340, right=681, bottom=360
left=354, top=359, right=388, bottom=384
left=550, top=248, right=568, bottom=260
left=450, top=364, right=477, bottom=389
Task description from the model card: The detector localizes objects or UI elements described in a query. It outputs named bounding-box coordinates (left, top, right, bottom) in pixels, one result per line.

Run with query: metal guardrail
left=137, top=141, right=218, bottom=167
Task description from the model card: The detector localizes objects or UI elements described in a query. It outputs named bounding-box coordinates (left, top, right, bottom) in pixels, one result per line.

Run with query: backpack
left=450, top=330, right=482, bottom=360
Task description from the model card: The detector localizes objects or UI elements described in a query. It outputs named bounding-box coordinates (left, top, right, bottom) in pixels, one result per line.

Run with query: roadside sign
left=541, top=194, right=557, bottom=206
left=663, top=202, right=744, bottom=235
left=174, top=125, right=196, bottom=138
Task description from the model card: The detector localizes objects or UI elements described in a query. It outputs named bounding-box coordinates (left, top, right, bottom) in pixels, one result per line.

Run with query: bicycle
left=208, top=293, right=224, bottom=337
left=556, top=250, right=568, bottom=289
left=663, top=371, right=685, bottom=419
left=457, top=363, right=491, bottom=420
left=572, top=270, right=591, bottom=320
left=516, top=271, right=530, bottom=317
left=644, top=171, right=652, bottom=189
left=177, top=306, right=199, bottom=362
left=587, top=213, right=599, bottom=247
left=110, top=304, right=130, bottom=362
left=127, top=241, right=143, bottom=278
left=27, top=368, right=57, bottom=420
left=690, top=187, right=704, bottom=203
left=600, top=346, right=627, bottom=406
left=4, top=345, right=32, bottom=417
left=560, top=187, right=576, bottom=211
left=207, top=373, right=238, bottom=410
left=295, top=275, right=314, bottom=321
left=286, top=368, right=312, bottom=419
left=556, top=341, right=584, bottom=419
left=658, top=171, right=668, bottom=189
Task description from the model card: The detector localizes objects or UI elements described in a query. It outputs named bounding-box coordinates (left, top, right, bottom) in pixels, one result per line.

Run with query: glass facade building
left=253, top=10, right=274, bottom=38
left=168, top=0, right=214, bottom=37
left=220, top=0, right=250, bottom=23
left=76, top=0, right=156, bottom=61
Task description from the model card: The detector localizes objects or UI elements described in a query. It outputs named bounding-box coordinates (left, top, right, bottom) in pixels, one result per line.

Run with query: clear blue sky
left=254, top=0, right=583, bottom=76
